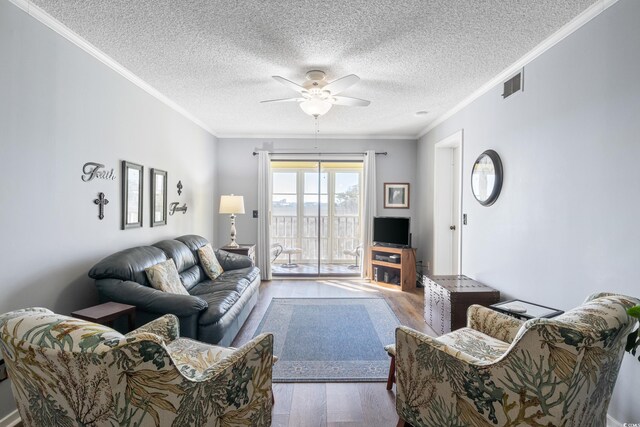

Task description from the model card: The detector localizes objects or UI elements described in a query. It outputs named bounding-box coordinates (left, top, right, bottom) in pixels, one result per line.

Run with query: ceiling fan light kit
left=300, top=98, right=333, bottom=117
left=262, top=70, right=371, bottom=118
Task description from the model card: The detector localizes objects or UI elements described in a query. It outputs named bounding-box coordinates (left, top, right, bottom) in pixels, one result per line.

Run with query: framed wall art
left=121, top=161, right=143, bottom=229
left=384, top=183, right=410, bottom=208
left=150, top=168, right=168, bottom=227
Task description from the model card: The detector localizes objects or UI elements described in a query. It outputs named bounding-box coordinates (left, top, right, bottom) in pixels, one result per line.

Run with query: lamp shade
left=219, top=194, right=245, bottom=214
left=300, top=98, right=332, bottom=117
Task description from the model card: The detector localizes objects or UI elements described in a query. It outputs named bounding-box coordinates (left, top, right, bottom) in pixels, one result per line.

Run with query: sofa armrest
left=95, top=278, right=208, bottom=317
left=126, top=314, right=180, bottom=343
left=467, top=305, right=524, bottom=343
left=215, top=249, right=253, bottom=270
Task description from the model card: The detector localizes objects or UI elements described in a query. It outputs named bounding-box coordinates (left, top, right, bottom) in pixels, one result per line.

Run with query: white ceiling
left=30, top=0, right=597, bottom=138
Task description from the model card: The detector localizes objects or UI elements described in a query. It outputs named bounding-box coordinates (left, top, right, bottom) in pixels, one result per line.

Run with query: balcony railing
left=271, top=215, right=360, bottom=263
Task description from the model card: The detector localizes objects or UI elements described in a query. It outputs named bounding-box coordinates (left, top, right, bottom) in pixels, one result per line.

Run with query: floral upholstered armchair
left=393, top=292, right=639, bottom=427
left=0, top=308, right=274, bottom=426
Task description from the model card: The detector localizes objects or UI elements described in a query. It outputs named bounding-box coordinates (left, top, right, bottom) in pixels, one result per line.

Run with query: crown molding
left=7, top=0, right=217, bottom=137
left=415, top=0, right=620, bottom=139
left=216, top=133, right=417, bottom=141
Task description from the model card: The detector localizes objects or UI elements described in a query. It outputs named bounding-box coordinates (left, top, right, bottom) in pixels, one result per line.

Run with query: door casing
left=433, top=130, right=463, bottom=275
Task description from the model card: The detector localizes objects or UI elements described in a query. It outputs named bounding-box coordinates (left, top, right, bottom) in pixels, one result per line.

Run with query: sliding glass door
left=271, top=161, right=363, bottom=277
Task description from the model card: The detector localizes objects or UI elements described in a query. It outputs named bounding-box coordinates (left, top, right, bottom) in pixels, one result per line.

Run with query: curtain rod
left=252, top=151, right=387, bottom=156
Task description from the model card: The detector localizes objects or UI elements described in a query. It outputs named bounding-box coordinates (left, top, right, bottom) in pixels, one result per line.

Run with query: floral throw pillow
left=145, top=258, right=189, bottom=295
left=198, top=243, right=224, bottom=280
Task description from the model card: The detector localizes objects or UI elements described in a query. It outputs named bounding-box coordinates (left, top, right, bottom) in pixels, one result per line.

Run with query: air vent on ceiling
left=502, top=70, right=523, bottom=99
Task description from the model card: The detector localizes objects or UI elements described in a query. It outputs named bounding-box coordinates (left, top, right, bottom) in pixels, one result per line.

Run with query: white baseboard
left=607, top=413, right=623, bottom=427
left=0, top=409, right=20, bottom=427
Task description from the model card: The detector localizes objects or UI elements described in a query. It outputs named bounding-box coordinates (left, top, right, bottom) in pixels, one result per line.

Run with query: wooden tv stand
left=368, top=246, right=417, bottom=292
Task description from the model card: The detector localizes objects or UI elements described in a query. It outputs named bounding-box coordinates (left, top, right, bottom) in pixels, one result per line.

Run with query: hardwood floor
left=231, top=279, right=434, bottom=427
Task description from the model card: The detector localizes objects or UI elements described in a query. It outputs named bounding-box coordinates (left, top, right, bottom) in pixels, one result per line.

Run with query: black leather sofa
left=88, top=235, right=260, bottom=346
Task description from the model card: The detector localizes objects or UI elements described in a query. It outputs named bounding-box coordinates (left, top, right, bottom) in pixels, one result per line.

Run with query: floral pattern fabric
left=198, top=243, right=224, bottom=281
left=0, top=308, right=274, bottom=427
left=145, top=258, right=189, bottom=295
left=394, top=293, right=640, bottom=427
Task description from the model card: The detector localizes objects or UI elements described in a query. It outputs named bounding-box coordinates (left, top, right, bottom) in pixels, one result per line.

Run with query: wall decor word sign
left=93, top=192, right=109, bottom=220
left=169, top=202, right=188, bottom=215
left=82, top=162, right=116, bottom=182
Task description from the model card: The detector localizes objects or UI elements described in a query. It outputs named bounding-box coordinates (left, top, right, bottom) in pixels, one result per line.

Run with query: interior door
left=433, top=137, right=462, bottom=275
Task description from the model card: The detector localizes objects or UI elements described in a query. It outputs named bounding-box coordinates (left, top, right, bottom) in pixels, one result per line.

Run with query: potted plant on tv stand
left=627, top=304, right=640, bottom=362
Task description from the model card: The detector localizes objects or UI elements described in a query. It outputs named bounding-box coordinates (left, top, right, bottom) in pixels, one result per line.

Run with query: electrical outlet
left=0, top=359, right=7, bottom=382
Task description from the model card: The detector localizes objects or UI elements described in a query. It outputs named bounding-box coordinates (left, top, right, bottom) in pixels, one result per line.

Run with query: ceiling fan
left=261, top=70, right=371, bottom=117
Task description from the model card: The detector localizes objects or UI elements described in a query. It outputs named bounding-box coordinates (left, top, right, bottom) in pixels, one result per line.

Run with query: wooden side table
left=72, top=302, right=136, bottom=332
left=221, top=243, right=256, bottom=265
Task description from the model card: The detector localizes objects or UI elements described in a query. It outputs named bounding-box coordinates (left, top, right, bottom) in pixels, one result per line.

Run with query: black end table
left=490, top=299, right=563, bottom=320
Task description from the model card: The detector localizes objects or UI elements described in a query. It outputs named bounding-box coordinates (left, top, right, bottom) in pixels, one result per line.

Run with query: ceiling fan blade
left=272, top=76, right=306, bottom=94
left=330, top=96, right=370, bottom=107
left=324, top=74, right=360, bottom=94
left=260, top=97, right=304, bottom=103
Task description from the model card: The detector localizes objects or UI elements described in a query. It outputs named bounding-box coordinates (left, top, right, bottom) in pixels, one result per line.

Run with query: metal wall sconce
left=169, top=202, right=188, bottom=216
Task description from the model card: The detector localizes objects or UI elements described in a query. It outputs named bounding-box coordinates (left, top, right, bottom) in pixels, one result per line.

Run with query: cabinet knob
left=449, top=225, right=456, bottom=230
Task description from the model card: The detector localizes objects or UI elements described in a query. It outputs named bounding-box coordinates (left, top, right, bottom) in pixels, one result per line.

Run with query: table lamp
left=219, top=194, right=245, bottom=248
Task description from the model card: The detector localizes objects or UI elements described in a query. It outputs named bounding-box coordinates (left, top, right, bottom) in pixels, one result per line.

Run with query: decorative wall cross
left=94, top=192, right=109, bottom=220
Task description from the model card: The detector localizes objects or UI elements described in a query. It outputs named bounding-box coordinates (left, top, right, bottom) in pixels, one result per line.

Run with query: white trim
left=607, top=413, right=623, bottom=427
left=0, top=409, right=21, bottom=427
left=416, top=0, right=620, bottom=139
left=6, top=0, right=217, bottom=137
left=432, top=130, right=463, bottom=276
left=217, top=133, right=417, bottom=140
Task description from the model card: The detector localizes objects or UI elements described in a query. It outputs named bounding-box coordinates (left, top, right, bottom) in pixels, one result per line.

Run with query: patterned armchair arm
left=395, top=326, right=492, bottom=426
left=125, top=314, right=179, bottom=343
left=169, top=333, right=274, bottom=425
left=467, top=305, right=524, bottom=343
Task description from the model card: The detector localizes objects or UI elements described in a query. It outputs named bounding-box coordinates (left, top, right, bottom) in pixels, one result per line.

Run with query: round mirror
left=471, top=150, right=503, bottom=206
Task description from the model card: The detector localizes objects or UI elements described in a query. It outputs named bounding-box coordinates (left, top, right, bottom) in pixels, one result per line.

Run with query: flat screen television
left=373, top=216, right=411, bottom=247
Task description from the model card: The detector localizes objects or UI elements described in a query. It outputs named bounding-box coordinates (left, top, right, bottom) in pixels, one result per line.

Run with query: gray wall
left=0, top=1, right=217, bottom=418
left=416, top=0, right=640, bottom=422
left=216, top=138, right=418, bottom=251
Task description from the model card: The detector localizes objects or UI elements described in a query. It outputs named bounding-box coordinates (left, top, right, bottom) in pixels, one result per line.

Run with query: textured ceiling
left=30, top=0, right=597, bottom=137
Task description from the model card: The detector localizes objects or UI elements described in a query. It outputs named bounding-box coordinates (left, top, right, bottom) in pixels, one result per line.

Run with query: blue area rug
left=253, top=298, right=400, bottom=382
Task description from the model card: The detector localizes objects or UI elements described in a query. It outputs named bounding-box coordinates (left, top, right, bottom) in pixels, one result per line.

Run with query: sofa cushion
left=153, top=239, right=196, bottom=273
left=175, top=235, right=210, bottom=258
left=218, top=266, right=260, bottom=285
left=88, top=246, right=167, bottom=286
left=179, top=264, right=205, bottom=291
left=195, top=289, right=241, bottom=326
left=198, top=244, right=224, bottom=280
left=145, top=259, right=189, bottom=296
